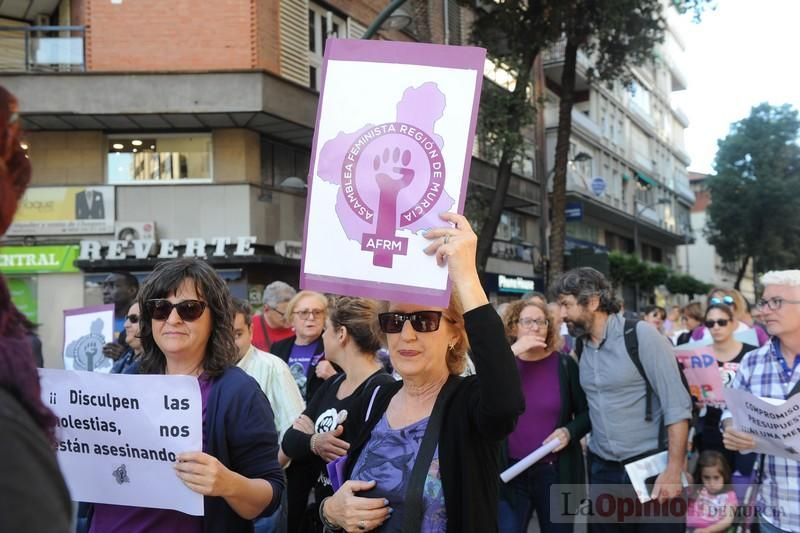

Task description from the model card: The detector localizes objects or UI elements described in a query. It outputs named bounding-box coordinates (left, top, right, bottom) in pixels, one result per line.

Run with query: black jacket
left=341, top=304, right=525, bottom=533
left=270, top=335, right=326, bottom=402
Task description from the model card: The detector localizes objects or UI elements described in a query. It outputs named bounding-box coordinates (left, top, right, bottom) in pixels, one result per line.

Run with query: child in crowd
left=687, top=451, right=738, bottom=533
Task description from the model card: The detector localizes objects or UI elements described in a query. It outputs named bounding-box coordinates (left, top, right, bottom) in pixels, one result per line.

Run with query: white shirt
left=237, top=345, right=305, bottom=440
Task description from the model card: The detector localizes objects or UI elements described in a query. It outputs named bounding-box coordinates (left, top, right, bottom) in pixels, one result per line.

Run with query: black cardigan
left=270, top=335, right=326, bottom=402
left=341, top=304, right=525, bottom=533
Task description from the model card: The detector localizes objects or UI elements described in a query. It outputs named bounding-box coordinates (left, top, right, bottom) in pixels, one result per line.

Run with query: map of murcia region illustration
left=317, top=82, right=455, bottom=268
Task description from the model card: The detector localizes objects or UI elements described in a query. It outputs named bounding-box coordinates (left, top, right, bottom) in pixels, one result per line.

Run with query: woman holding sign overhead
left=497, top=299, right=589, bottom=533
left=317, top=213, right=525, bottom=533
left=89, top=258, right=284, bottom=533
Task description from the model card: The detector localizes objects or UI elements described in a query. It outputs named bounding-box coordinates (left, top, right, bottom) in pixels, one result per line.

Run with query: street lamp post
left=363, top=0, right=411, bottom=39
left=632, top=197, right=670, bottom=313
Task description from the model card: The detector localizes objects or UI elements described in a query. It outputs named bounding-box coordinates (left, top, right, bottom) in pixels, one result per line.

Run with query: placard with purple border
left=63, top=304, right=115, bottom=373
left=300, top=38, right=485, bottom=306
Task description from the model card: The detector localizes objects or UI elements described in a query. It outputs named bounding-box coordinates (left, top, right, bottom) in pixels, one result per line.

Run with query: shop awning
left=635, top=171, right=656, bottom=187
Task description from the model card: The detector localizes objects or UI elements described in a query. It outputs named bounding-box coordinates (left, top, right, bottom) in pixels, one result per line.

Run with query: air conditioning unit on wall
left=114, top=222, right=157, bottom=256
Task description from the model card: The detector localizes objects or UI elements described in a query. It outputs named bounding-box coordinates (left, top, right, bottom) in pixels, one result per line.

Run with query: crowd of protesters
left=2, top=80, right=800, bottom=533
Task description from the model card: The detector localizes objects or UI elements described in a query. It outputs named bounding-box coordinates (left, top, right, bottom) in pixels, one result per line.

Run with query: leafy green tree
left=705, top=103, right=800, bottom=288
left=464, top=0, right=562, bottom=274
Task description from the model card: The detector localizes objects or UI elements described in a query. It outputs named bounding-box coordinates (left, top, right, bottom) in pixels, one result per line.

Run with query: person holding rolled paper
left=317, top=213, right=525, bottom=533
left=497, top=298, right=590, bottom=533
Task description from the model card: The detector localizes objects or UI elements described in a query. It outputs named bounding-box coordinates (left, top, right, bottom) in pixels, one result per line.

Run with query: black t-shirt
left=281, top=368, right=395, bottom=517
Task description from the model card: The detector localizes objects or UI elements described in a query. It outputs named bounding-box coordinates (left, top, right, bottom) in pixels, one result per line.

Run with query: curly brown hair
left=137, top=258, right=237, bottom=377
left=502, top=299, right=559, bottom=353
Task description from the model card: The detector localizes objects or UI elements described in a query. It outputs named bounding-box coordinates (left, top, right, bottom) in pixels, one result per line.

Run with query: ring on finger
left=443, top=234, right=450, bottom=245
left=358, top=519, right=367, bottom=530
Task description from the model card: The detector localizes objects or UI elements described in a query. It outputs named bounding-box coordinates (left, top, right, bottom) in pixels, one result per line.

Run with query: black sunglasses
left=378, top=311, right=443, bottom=334
left=125, top=314, right=140, bottom=324
left=704, top=319, right=730, bottom=328
left=146, top=299, right=207, bottom=322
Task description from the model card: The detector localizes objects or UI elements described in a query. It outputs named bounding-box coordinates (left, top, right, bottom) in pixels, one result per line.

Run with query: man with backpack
left=553, top=267, right=692, bottom=532
left=723, top=270, right=800, bottom=533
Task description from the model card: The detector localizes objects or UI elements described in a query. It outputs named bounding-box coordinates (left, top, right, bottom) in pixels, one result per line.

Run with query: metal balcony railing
left=0, top=25, right=85, bottom=72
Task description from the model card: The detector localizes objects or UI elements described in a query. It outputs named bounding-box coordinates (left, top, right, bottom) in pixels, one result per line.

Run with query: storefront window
left=107, top=134, right=212, bottom=184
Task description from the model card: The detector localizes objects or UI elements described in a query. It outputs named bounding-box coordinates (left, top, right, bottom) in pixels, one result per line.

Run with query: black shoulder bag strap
left=402, top=374, right=460, bottom=532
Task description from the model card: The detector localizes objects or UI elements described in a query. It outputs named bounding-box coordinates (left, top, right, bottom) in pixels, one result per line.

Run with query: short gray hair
left=262, top=281, right=297, bottom=308
left=761, top=270, right=800, bottom=288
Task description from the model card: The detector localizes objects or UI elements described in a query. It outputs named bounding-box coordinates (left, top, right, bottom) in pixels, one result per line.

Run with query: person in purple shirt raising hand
left=498, top=298, right=590, bottom=533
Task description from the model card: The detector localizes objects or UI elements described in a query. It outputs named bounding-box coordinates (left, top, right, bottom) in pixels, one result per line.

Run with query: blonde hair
left=502, top=299, right=559, bottom=353
left=285, top=290, right=328, bottom=319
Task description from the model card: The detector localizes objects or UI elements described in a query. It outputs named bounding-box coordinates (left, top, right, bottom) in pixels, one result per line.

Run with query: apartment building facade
left=0, top=0, right=544, bottom=363
left=677, top=172, right=756, bottom=301
left=542, top=8, right=695, bottom=307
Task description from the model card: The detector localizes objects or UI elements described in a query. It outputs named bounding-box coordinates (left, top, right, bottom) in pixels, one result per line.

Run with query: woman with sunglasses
left=497, top=299, right=589, bottom=533
left=89, top=258, right=284, bottom=533
left=0, top=86, right=71, bottom=532
left=695, top=303, right=757, bottom=466
left=111, top=302, right=144, bottom=374
left=318, top=213, right=525, bottom=533
left=691, top=289, right=769, bottom=346
left=282, top=296, right=395, bottom=532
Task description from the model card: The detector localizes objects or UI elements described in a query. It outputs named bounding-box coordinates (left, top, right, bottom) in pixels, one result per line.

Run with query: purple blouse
left=508, top=353, right=561, bottom=461
left=89, top=374, right=214, bottom=533
left=350, top=414, right=447, bottom=532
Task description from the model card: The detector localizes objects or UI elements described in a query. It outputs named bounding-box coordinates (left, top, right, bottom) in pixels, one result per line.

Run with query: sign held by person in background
left=301, top=38, right=485, bottom=306
left=675, top=347, right=726, bottom=406
left=39, top=369, right=203, bottom=515
left=63, top=304, right=115, bottom=373
left=724, top=388, right=800, bottom=461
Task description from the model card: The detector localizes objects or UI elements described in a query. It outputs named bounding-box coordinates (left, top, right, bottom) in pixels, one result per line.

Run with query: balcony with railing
left=0, top=26, right=85, bottom=72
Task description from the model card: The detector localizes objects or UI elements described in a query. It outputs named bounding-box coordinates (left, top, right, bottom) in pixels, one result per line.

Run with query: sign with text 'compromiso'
left=724, top=387, right=800, bottom=461
left=39, top=369, right=203, bottom=515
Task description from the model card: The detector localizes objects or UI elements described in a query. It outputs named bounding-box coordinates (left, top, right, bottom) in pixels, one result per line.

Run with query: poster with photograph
left=300, top=38, right=485, bottom=306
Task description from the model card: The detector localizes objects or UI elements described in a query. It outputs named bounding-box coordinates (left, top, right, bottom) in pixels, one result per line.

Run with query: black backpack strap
left=622, top=319, right=654, bottom=422
left=575, top=336, right=584, bottom=359
left=402, top=375, right=460, bottom=532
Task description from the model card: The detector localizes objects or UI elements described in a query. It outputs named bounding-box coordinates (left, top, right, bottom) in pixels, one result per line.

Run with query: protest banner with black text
left=724, top=387, right=800, bottom=461
left=39, top=369, right=203, bottom=515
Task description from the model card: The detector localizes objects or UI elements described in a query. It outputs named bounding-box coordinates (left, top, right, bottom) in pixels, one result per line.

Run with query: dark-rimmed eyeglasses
left=704, top=319, right=729, bottom=328
left=146, top=299, right=207, bottom=322
left=709, top=295, right=734, bottom=306
left=125, top=314, right=140, bottom=324
left=378, top=311, right=444, bottom=334
left=757, top=297, right=800, bottom=311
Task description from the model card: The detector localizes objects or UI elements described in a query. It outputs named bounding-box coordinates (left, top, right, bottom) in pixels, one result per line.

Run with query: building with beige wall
left=0, top=0, right=545, bottom=362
